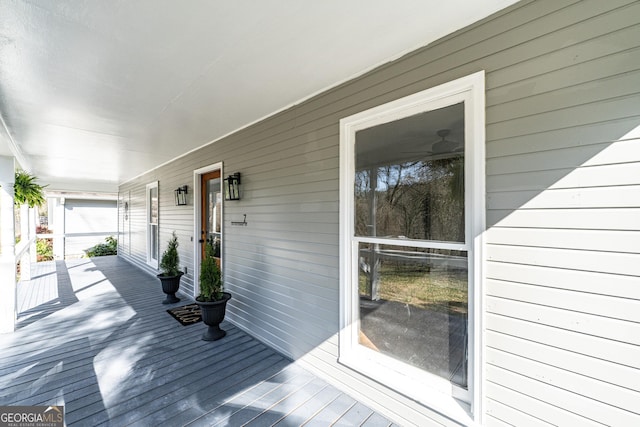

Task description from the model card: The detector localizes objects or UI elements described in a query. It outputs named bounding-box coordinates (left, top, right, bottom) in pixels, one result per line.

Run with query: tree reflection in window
left=355, top=157, right=464, bottom=243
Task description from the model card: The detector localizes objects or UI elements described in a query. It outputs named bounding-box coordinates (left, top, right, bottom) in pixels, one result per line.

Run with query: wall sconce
left=174, top=185, right=188, bottom=206
left=224, top=173, right=241, bottom=201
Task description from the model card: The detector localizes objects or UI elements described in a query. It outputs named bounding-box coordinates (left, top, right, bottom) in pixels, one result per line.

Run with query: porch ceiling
left=0, top=0, right=518, bottom=193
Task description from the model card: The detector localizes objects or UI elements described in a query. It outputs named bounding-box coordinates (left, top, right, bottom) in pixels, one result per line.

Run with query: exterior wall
left=118, top=1, right=640, bottom=425
left=63, top=198, right=117, bottom=258
left=119, top=170, right=196, bottom=296
left=480, top=1, right=640, bottom=424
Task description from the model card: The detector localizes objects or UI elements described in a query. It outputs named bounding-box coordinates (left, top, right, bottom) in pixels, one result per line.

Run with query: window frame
left=338, top=71, right=485, bottom=423
left=146, top=181, right=159, bottom=269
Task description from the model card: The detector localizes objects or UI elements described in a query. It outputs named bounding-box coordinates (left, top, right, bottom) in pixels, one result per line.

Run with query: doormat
left=167, top=304, right=202, bottom=326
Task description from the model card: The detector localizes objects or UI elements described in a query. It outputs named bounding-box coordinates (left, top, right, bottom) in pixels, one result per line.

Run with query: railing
left=37, top=231, right=117, bottom=259
left=0, top=204, right=36, bottom=333
left=15, top=233, right=37, bottom=281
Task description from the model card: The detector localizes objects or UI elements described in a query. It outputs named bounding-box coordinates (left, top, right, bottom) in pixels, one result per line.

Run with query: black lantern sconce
left=224, top=173, right=241, bottom=201
left=174, top=185, right=188, bottom=206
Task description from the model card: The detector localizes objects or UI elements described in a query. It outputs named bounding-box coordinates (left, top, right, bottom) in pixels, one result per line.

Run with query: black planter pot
left=196, top=292, right=232, bottom=341
left=157, top=272, right=183, bottom=304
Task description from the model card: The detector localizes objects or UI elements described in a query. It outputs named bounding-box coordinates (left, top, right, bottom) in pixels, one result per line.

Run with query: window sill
left=339, top=350, right=475, bottom=425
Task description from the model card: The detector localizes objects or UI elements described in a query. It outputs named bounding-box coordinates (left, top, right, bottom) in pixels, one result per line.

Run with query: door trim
left=193, top=162, right=223, bottom=299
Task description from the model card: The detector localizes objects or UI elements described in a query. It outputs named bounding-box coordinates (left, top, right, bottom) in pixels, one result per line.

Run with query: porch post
left=30, top=206, right=37, bottom=263
left=20, top=203, right=33, bottom=280
left=0, top=156, right=16, bottom=333
left=51, top=197, right=65, bottom=259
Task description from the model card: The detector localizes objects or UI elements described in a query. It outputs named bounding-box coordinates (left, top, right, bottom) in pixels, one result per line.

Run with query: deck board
left=304, top=393, right=358, bottom=426
left=0, top=256, right=392, bottom=426
left=333, top=402, right=376, bottom=426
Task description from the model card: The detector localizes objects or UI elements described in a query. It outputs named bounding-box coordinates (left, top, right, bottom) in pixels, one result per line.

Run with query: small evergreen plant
left=159, top=232, right=181, bottom=276
left=198, top=239, right=223, bottom=301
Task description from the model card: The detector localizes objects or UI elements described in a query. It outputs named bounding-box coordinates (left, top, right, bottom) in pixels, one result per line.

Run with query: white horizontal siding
left=485, top=363, right=638, bottom=425
left=486, top=262, right=640, bottom=299
left=487, top=207, right=640, bottom=230
left=486, top=228, right=640, bottom=253
left=487, top=245, right=640, bottom=276
left=485, top=313, right=639, bottom=381
left=116, top=0, right=640, bottom=425
left=487, top=116, right=640, bottom=157
left=487, top=140, right=640, bottom=175
left=425, top=0, right=639, bottom=424
left=488, top=185, right=640, bottom=209
left=486, top=291, right=640, bottom=345
left=486, top=331, right=640, bottom=392
left=119, top=174, right=196, bottom=297
left=485, top=393, right=574, bottom=427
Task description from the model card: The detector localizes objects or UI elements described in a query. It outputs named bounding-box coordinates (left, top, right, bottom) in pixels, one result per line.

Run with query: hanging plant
left=13, top=170, right=47, bottom=207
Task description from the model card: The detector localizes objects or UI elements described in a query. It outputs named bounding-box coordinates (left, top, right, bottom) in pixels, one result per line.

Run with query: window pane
left=354, top=103, right=464, bottom=242
left=150, top=187, right=158, bottom=224
left=358, top=243, right=468, bottom=389
left=150, top=224, right=158, bottom=261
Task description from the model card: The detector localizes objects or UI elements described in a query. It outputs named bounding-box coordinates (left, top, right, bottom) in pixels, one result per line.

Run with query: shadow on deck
left=0, top=256, right=393, bottom=426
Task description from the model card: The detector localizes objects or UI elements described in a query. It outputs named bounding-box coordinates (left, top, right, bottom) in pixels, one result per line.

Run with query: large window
left=339, top=72, right=485, bottom=421
left=146, top=181, right=159, bottom=268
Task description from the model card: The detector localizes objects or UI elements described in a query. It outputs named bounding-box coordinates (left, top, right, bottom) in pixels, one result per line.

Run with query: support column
left=0, top=156, right=16, bottom=333
left=29, top=206, right=37, bottom=263
left=52, top=197, right=65, bottom=259
left=19, top=204, right=31, bottom=281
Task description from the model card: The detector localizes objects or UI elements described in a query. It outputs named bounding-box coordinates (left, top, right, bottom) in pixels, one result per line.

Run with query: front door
left=200, top=170, right=222, bottom=265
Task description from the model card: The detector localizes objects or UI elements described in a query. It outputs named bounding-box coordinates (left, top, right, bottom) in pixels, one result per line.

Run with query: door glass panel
left=358, top=243, right=468, bottom=389
left=354, top=103, right=464, bottom=243
left=204, top=176, right=222, bottom=260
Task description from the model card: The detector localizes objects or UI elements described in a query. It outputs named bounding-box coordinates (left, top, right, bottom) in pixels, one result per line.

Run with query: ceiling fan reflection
left=401, top=129, right=463, bottom=156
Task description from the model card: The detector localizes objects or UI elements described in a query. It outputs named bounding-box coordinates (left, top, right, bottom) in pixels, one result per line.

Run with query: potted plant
left=157, top=231, right=183, bottom=304
left=195, top=239, right=231, bottom=341
left=12, top=170, right=47, bottom=207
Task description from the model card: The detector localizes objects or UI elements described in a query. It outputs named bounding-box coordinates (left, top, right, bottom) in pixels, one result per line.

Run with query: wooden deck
left=1, top=256, right=394, bottom=426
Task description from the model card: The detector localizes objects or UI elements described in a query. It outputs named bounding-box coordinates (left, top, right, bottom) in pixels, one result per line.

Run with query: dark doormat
left=167, top=304, right=202, bottom=326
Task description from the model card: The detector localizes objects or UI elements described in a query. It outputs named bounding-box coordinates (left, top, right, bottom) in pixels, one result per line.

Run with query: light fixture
left=174, top=185, right=188, bottom=206
left=224, top=173, right=241, bottom=201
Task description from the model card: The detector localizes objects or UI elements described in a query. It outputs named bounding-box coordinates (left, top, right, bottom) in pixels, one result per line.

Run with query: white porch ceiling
left=0, top=0, right=518, bottom=193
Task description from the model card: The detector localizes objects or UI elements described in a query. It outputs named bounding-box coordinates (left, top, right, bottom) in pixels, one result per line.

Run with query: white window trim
left=146, top=181, right=159, bottom=269
left=338, top=71, right=485, bottom=424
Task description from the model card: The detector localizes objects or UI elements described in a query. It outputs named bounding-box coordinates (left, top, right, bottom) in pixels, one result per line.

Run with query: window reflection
left=358, top=244, right=468, bottom=388
left=354, top=103, right=465, bottom=243
left=353, top=102, right=468, bottom=389
left=355, top=158, right=464, bottom=242
left=206, top=178, right=222, bottom=259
